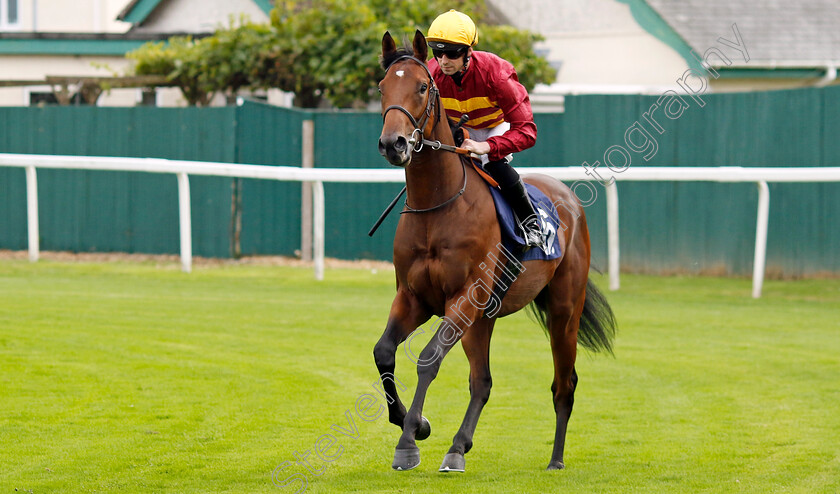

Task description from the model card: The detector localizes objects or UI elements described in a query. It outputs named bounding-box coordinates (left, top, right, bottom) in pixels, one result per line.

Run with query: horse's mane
left=380, top=45, right=416, bottom=70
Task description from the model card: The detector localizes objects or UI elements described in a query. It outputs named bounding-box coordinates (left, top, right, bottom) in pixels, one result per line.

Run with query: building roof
left=644, top=0, right=840, bottom=66
left=0, top=32, right=186, bottom=56
left=118, top=0, right=274, bottom=24
left=0, top=0, right=271, bottom=57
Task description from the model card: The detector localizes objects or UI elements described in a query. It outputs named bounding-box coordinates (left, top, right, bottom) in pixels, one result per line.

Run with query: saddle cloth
left=487, top=182, right=563, bottom=262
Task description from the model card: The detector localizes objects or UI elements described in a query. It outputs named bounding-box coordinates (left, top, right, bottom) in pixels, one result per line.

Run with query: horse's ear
left=413, top=29, right=428, bottom=61
left=382, top=31, right=397, bottom=59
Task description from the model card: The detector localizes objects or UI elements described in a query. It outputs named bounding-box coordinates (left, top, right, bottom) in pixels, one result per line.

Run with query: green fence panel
left=817, top=86, right=840, bottom=275
left=0, top=167, right=26, bottom=250
left=0, top=85, right=837, bottom=275
left=313, top=111, right=402, bottom=260
left=552, top=95, right=655, bottom=269
left=618, top=92, right=760, bottom=275
left=236, top=101, right=306, bottom=257
left=552, top=89, right=839, bottom=276
left=748, top=89, right=829, bottom=276
left=0, top=106, right=236, bottom=257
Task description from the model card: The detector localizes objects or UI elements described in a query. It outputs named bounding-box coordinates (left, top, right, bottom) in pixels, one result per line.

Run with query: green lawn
left=1, top=259, right=838, bottom=493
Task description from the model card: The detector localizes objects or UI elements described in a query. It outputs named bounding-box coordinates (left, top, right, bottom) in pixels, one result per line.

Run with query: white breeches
left=467, top=121, right=511, bottom=165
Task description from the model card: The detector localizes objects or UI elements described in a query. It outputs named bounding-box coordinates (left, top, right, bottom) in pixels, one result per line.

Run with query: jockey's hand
left=461, top=139, right=491, bottom=156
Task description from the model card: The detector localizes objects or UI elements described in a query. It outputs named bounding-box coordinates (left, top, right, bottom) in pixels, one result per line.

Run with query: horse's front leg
left=392, top=294, right=481, bottom=471
left=439, top=317, right=496, bottom=473
left=373, top=288, right=431, bottom=433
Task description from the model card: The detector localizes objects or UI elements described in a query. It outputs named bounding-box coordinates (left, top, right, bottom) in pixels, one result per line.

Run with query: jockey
left=427, top=9, right=544, bottom=249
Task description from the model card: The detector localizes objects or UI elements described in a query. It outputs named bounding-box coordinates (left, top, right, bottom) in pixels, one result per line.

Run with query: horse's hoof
left=415, top=416, right=431, bottom=441
left=546, top=460, right=565, bottom=470
left=438, top=452, right=465, bottom=473
left=392, top=447, right=420, bottom=471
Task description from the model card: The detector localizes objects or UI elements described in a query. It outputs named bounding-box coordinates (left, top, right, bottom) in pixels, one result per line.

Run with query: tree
left=125, top=1, right=556, bottom=108
left=127, top=18, right=274, bottom=106
left=201, top=17, right=274, bottom=104
left=267, top=0, right=386, bottom=108
left=128, top=36, right=215, bottom=106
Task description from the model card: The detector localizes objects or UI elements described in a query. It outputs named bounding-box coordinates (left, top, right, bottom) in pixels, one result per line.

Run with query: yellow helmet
left=427, top=10, right=478, bottom=48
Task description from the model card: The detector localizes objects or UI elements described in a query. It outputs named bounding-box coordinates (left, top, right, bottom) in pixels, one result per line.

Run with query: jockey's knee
left=485, top=157, right=519, bottom=188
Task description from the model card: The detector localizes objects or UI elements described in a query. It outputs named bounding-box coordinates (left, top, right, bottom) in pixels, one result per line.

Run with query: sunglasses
left=432, top=47, right=466, bottom=59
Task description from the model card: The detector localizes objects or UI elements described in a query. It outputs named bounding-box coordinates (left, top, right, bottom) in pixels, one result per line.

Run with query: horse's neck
left=404, top=117, right=464, bottom=210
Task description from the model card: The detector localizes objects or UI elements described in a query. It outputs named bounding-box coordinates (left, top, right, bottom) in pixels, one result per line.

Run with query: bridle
left=382, top=56, right=471, bottom=155
left=380, top=55, right=467, bottom=214
left=381, top=55, right=442, bottom=153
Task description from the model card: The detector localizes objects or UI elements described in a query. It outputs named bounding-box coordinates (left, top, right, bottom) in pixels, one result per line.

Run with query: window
left=1, top=0, right=20, bottom=30
left=139, top=88, right=158, bottom=106
left=28, top=90, right=89, bottom=106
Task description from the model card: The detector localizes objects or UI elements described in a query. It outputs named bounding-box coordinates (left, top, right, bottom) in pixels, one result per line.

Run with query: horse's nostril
left=378, top=139, right=387, bottom=156
left=394, top=136, right=408, bottom=152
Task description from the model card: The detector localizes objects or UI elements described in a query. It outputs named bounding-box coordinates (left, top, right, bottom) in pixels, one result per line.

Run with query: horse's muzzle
left=379, top=133, right=411, bottom=167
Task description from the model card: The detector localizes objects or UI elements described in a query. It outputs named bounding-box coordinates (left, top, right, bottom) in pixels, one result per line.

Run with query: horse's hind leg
left=545, top=278, right=586, bottom=470
left=439, top=318, right=496, bottom=473
left=373, top=289, right=431, bottom=435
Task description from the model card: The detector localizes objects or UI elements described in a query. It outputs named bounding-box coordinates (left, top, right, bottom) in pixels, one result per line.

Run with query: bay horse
left=374, top=30, right=616, bottom=472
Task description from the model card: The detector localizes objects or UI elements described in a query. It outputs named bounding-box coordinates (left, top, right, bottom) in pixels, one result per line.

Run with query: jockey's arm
left=469, top=73, right=536, bottom=160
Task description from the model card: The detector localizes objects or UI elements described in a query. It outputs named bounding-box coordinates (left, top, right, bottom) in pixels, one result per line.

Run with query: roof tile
left=645, top=0, right=840, bottom=65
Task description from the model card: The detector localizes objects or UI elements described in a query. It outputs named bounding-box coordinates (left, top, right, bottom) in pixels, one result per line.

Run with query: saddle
left=462, top=154, right=562, bottom=263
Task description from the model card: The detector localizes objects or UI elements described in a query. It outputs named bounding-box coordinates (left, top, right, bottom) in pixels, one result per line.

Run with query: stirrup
left=519, top=215, right=546, bottom=249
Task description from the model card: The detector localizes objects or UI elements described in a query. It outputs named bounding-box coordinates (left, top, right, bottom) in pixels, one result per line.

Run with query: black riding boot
left=484, top=158, right=545, bottom=248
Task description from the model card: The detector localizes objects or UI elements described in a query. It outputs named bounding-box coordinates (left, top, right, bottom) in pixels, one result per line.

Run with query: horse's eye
left=420, top=83, right=428, bottom=94
left=378, top=85, right=383, bottom=94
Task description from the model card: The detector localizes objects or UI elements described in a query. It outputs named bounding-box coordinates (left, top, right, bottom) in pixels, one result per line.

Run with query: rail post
left=313, top=180, right=325, bottom=281
left=301, top=119, right=315, bottom=261
left=752, top=181, right=770, bottom=298
left=25, top=165, right=39, bottom=263
left=177, top=172, right=192, bottom=273
left=606, top=180, right=620, bottom=290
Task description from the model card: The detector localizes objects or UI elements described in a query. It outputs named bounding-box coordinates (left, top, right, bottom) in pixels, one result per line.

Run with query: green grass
left=1, top=258, right=838, bottom=493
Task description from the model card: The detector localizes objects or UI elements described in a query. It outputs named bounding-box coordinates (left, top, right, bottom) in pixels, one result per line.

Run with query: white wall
left=9, top=0, right=267, bottom=34
left=0, top=54, right=294, bottom=107
left=1, top=0, right=292, bottom=107
left=133, top=0, right=269, bottom=33
left=542, top=29, right=688, bottom=86
left=14, top=0, right=131, bottom=32
left=0, top=54, right=134, bottom=105
left=0, top=54, right=130, bottom=79
left=490, top=0, right=689, bottom=87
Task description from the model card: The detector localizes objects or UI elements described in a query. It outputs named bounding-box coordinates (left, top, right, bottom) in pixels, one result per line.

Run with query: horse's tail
left=528, top=278, right=617, bottom=354
left=578, top=279, right=617, bottom=354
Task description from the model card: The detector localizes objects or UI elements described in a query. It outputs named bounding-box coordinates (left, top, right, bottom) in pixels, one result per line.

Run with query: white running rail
left=2, top=153, right=839, bottom=298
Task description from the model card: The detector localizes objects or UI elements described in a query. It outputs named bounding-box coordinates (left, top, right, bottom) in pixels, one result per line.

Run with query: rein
left=402, top=160, right=467, bottom=214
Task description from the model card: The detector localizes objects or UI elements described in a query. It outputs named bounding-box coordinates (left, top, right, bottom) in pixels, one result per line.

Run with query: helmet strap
left=450, top=51, right=470, bottom=86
